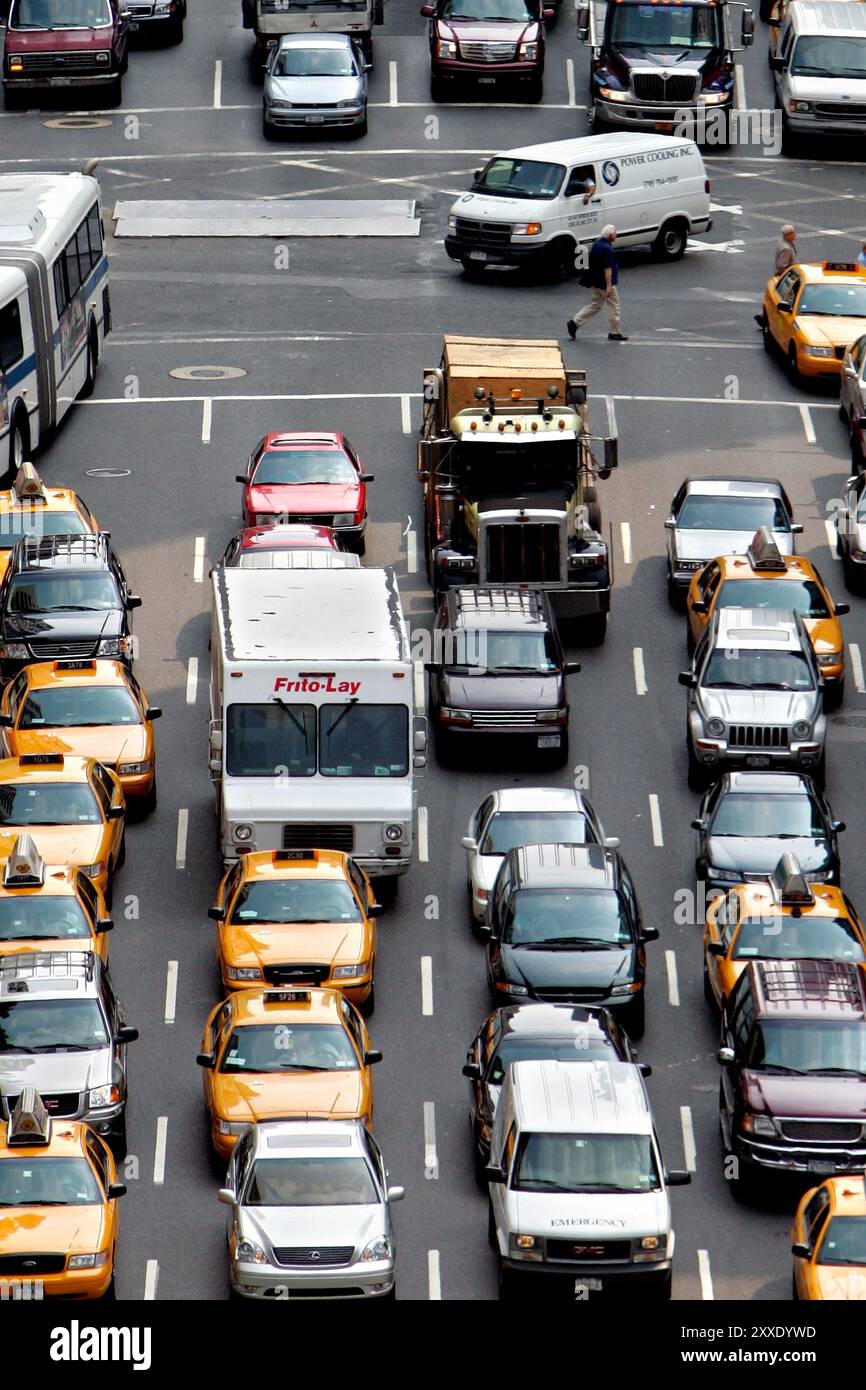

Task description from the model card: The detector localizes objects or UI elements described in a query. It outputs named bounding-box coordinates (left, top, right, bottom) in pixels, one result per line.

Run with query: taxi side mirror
left=776, top=300, right=793, bottom=314
left=208, top=905, right=226, bottom=921
left=107, top=1182, right=127, bottom=1199
left=144, top=706, right=162, bottom=720
left=96, top=917, right=114, bottom=934
left=564, top=661, right=581, bottom=675
left=835, top=602, right=851, bottom=616
left=197, top=1052, right=216, bottom=1069
left=364, top=1049, right=383, bottom=1064
left=691, top=599, right=708, bottom=614
left=420, top=3, right=434, bottom=13
left=0, top=713, right=12, bottom=727
left=367, top=903, right=384, bottom=918
left=791, top=1241, right=810, bottom=1258
left=107, top=804, right=124, bottom=820
left=707, top=939, right=725, bottom=956
left=126, top=594, right=142, bottom=610
left=115, top=1026, right=138, bottom=1044
left=462, top=1061, right=482, bottom=1080
left=217, top=1187, right=235, bottom=1206
left=717, top=1046, right=735, bottom=1066
left=640, top=926, right=660, bottom=943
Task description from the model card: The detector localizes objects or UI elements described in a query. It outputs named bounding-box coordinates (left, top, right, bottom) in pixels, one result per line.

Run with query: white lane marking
left=799, top=403, right=817, bottom=444
left=389, top=61, right=398, bottom=107
left=201, top=397, right=212, bottom=443
left=428, top=1249, right=442, bottom=1300
left=633, top=647, right=647, bottom=696
left=698, top=1249, right=715, bottom=1300
left=825, top=517, right=841, bottom=560
left=680, top=1104, right=697, bottom=1173
left=421, top=955, right=433, bottom=1016
left=734, top=62, right=746, bottom=111
left=709, top=201, right=743, bottom=215
left=851, top=642, right=865, bottom=694
left=401, top=393, right=412, bottom=434
left=175, top=808, right=188, bottom=870
left=620, top=521, right=632, bottom=565
left=687, top=238, right=745, bottom=254
left=193, top=536, right=205, bottom=582
left=649, top=793, right=664, bottom=848
left=153, top=1116, right=168, bottom=1185
left=417, top=805, right=429, bottom=861
left=423, top=1101, right=439, bottom=1179
left=414, top=658, right=426, bottom=712
left=566, top=58, right=575, bottom=107
left=144, top=1259, right=159, bottom=1301
left=407, top=529, right=418, bottom=574
left=164, top=960, right=178, bottom=1025
left=186, top=656, right=198, bottom=705
left=82, top=387, right=846, bottom=409
left=665, top=950, right=680, bottom=1008
left=213, top=59, right=222, bottom=110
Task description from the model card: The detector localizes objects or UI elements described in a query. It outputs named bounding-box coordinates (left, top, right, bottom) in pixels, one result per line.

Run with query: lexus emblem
left=308, top=1250, right=321, bottom=1262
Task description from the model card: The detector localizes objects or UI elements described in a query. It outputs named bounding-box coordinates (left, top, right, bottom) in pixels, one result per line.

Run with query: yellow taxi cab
left=687, top=528, right=848, bottom=705
left=761, top=260, right=866, bottom=382
left=208, top=848, right=380, bottom=1012
left=0, top=464, right=100, bottom=588
left=0, top=834, right=112, bottom=964
left=0, top=1087, right=124, bottom=1300
left=703, top=853, right=866, bottom=1010
left=0, top=659, right=161, bottom=814
left=0, top=754, right=125, bottom=905
left=197, top=986, right=381, bottom=1160
left=792, top=1175, right=866, bottom=1300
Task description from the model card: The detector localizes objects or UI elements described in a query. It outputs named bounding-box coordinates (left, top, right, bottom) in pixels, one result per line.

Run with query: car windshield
left=715, top=579, right=829, bottom=620
left=220, top=1023, right=358, bottom=1073
left=0, top=896, right=91, bottom=941
left=253, top=450, right=356, bottom=486
left=229, top=879, right=361, bottom=925
left=513, top=1132, right=661, bottom=1194
left=319, top=704, right=409, bottom=778
left=245, top=1156, right=377, bottom=1206
left=0, top=1156, right=101, bottom=1206
left=790, top=34, right=866, bottom=78
left=0, top=782, right=101, bottom=826
left=19, top=686, right=140, bottom=729
left=474, top=158, right=565, bottom=201
left=272, top=48, right=356, bottom=77
left=798, top=283, right=866, bottom=318
left=226, top=703, right=316, bottom=778
left=608, top=1, right=722, bottom=48
left=711, top=792, right=825, bottom=837
left=487, top=1034, right=616, bottom=1085
left=442, top=0, right=532, bottom=20
left=0, top=998, right=107, bottom=1052
left=748, top=1020, right=866, bottom=1073
left=0, top=511, right=89, bottom=552
left=7, top=574, right=119, bottom=614
left=10, top=0, right=111, bottom=28
left=733, top=916, right=865, bottom=964
left=676, top=496, right=790, bottom=532
left=448, top=631, right=558, bottom=673
left=503, top=888, right=630, bottom=947
left=818, top=1216, right=866, bottom=1267
left=703, top=648, right=814, bottom=691
left=481, top=811, right=592, bottom=855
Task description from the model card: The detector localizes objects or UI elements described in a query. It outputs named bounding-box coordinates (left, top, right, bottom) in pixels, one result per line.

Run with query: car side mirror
left=602, top=836, right=620, bottom=849
left=208, top=905, right=226, bottom=921
left=543, top=5, right=555, bottom=15
left=791, top=1241, right=810, bottom=1258
left=691, top=818, right=707, bottom=831
left=126, top=594, right=142, bottom=610
left=564, top=661, right=581, bottom=675
left=217, top=1187, right=235, bottom=1206
left=664, top=517, right=676, bottom=530
left=96, top=917, right=114, bottom=934
left=666, top=1170, right=691, bottom=1187
left=479, top=922, right=493, bottom=939
left=107, top=1182, right=127, bottom=1199
left=769, top=53, right=785, bottom=69
left=107, top=804, right=124, bottom=820
left=144, top=706, right=162, bottom=720
left=368, top=903, right=384, bottom=918
left=0, top=713, right=12, bottom=728
left=777, top=300, right=793, bottom=314
left=858, top=416, right=866, bottom=430
left=678, top=671, right=697, bottom=688
left=790, top=522, right=803, bottom=533
left=361, top=473, right=375, bottom=483
left=640, top=926, right=659, bottom=943
left=386, top=1184, right=405, bottom=1202
left=707, top=939, right=725, bottom=956
left=717, top=1046, right=735, bottom=1066
left=462, top=1061, right=482, bottom=1080
left=832, top=820, right=846, bottom=832
left=197, top=1052, right=216, bottom=1069
left=483, top=1163, right=506, bottom=1184
left=691, top=599, right=707, bottom=615
left=115, top=1026, right=138, bottom=1044
left=638, top=1062, right=652, bottom=1077
left=603, top=435, right=618, bottom=475
left=835, top=602, right=850, bottom=616
left=462, top=835, right=478, bottom=851
left=365, top=1049, right=383, bottom=1065
left=844, top=366, right=858, bottom=379
left=236, top=474, right=248, bottom=484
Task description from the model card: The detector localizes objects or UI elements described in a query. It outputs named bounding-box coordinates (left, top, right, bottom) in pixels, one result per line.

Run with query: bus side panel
left=0, top=287, right=40, bottom=457
left=51, top=203, right=109, bottom=423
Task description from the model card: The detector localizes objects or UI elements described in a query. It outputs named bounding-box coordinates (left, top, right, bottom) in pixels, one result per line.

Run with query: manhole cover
left=832, top=714, right=866, bottom=728
left=43, top=116, right=112, bottom=130
left=169, top=365, right=247, bottom=382
left=85, top=468, right=131, bottom=478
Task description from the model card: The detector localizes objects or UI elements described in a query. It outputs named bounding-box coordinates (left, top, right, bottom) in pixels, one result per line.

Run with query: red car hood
left=5, top=26, right=115, bottom=51
left=439, top=19, right=537, bottom=41
left=744, top=1071, right=866, bottom=1121
left=248, top=483, right=361, bottom=515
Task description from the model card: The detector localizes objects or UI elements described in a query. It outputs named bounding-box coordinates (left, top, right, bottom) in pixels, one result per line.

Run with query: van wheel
left=430, top=75, right=446, bottom=103
left=498, top=1263, right=520, bottom=1299
left=525, top=78, right=543, bottom=103
left=547, top=238, right=576, bottom=281
left=461, top=258, right=486, bottom=281
left=80, top=326, right=98, bottom=398
left=7, top=410, right=28, bottom=481
left=103, top=77, right=123, bottom=108
left=3, top=87, right=24, bottom=111
left=759, top=0, right=775, bottom=16
left=653, top=219, right=688, bottom=261
left=579, top=613, right=607, bottom=646
left=585, top=500, right=602, bottom=532
left=687, top=742, right=709, bottom=791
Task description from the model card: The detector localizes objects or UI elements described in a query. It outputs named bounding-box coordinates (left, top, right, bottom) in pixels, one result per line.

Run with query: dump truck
left=417, top=335, right=617, bottom=644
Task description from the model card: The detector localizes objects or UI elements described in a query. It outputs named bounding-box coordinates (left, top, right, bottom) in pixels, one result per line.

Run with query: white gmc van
left=486, top=1059, right=690, bottom=1300
left=445, top=132, right=711, bottom=278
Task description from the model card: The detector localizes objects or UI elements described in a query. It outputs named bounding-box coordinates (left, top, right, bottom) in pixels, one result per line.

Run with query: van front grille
left=453, top=217, right=513, bottom=248
left=281, top=823, right=354, bottom=852
left=728, top=726, right=789, bottom=749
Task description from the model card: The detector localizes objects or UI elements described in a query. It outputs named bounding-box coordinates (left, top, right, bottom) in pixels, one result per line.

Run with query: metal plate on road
left=113, top=199, right=420, bottom=238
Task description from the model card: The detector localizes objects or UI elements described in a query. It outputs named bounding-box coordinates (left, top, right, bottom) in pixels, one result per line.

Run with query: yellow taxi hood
left=814, top=1265, right=866, bottom=1300
left=0, top=1203, right=107, bottom=1254
left=223, top=921, right=368, bottom=969
left=0, top=553, right=12, bottom=586
left=797, top=317, right=865, bottom=350
left=0, top=936, right=103, bottom=960
left=11, top=728, right=146, bottom=764
left=214, top=1070, right=364, bottom=1123
left=0, top=827, right=105, bottom=866
left=804, top=617, right=841, bottom=655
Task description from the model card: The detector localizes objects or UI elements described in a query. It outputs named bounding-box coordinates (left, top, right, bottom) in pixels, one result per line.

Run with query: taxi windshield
left=488, top=1033, right=616, bottom=1085
left=245, top=1156, right=377, bottom=1206
left=0, top=896, right=91, bottom=941
left=481, top=811, right=592, bottom=854
left=715, top=579, right=830, bottom=619
left=503, top=888, right=630, bottom=947
left=7, top=573, right=120, bottom=614
left=0, top=782, right=101, bottom=825
left=253, top=450, right=356, bottom=486
left=220, top=1023, right=358, bottom=1073
left=733, top=916, right=865, bottom=963
left=676, top=496, right=790, bottom=531
left=0, top=1156, right=101, bottom=1206
left=0, top=998, right=108, bottom=1052
left=710, top=792, right=825, bottom=837
left=818, top=1216, right=866, bottom=1267
left=0, top=511, right=88, bottom=552
left=747, top=1020, right=866, bottom=1074
left=798, top=283, right=866, bottom=318
left=513, top=1132, right=661, bottom=1194
left=703, top=649, right=814, bottom=691
left=474, top=158, right=565, bottom=201
left=608, top=2, right=722, bottom=48
left=230, top=879, right=361, bottom=925
left=19, top=686, right=140, bottom=729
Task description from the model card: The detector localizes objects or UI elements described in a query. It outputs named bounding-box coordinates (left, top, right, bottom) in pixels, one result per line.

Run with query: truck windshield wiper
left=322, top=696, right=359, bottom=741
left=271, top=696, right=312, bottom=743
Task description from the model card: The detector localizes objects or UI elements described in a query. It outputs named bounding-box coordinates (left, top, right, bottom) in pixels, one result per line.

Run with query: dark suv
left=427, top=587, right=579, bottom=766
left=421, top=0, right=553, bottom=103
left=719, top=959, right=866, bottom=1192
left=0, top=534, right=140, bottom=681
left=481, top=842, right=658, bottom=1037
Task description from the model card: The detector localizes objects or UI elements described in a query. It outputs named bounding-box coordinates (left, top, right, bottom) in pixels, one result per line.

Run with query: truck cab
left=242, top=0, right=383, bottom=67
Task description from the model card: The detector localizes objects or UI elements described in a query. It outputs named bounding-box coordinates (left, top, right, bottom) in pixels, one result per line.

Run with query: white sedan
left=461, top=787, right=619, bottom=927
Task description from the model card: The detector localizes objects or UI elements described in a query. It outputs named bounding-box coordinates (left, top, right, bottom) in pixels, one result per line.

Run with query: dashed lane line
left=186, top=656, right=198, bottom=705
left=428, top=1250, right=442, bottom=1300
left=164, top=961, right=178, bottom=1025
left=799, top=404, right=817, bottom=444
left=423, top=1101, right=439, bottom=1180
left=620, top=521, right=632, bottom=565
left=421, top=956, right=433, bottom=1016
left=153, top=1117, right=168, bottom=1185
left=417, top=805, right=429, bottom=861
left=851, top=643, right=865, bottom=694
left=698, top=1250, right=715, bottom=1300
left=175, top=809, right=189, bottom=871
left=633, top=647, right=647, bottom=696
left=144, top=1260, right=159, bottom=1301
left=680, top=1105, right=697, bottom=1172
left=193, top=537, right=205, bottom=582
left=666, top=951, right=680, bottom=1008
left=649, top=794, right=664, bottom=847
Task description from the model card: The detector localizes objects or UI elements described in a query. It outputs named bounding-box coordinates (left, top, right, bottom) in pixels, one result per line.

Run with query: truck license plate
left=469, top=250, right=487, bottom=261
left=746, top=755, right=771, bottom=768
left=808, top=1160, right=836, bottom=1176
left=306, top=114, right=325, bottom=123
left=574, top=1278, right=603, bottom=1294
left=478, top=76, right=495, bottom=83
left=129, top=19, right=139, bottom=29
left=538, top=735, right=561, bottom=749
left=52, top=77, right=73, bottom=85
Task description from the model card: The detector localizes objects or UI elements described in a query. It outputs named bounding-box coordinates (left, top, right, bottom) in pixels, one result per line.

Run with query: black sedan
left=693, top=770, right=844, bottom=893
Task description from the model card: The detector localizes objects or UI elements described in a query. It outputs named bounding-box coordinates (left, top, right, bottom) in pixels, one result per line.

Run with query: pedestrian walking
left=775, top=224, right=797, bottom=277
left=857, top=239, right=866, bottom=269
left=566, top=226, right=627, bottom=342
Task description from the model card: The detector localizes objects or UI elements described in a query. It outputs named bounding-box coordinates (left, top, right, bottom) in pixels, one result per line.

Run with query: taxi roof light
left=8, top=1087, right=51, bottom=1147
left=747, top=526, right=787, bottom=572
left=3, top=833, right=45, bottom=889
left=12, top=462, right=47, bottom=505
left=770, top=852, right=814, bottom=912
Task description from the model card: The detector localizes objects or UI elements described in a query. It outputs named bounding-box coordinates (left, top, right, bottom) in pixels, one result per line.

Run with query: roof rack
left=13, top=532, right=108, bottom=571
left=0, top=950, right=96, bottom=985
left=747, top=526, right=787, bottom=572
left=456, top=587, right=541, bottom=617
left=758, top=959, right=862, bottom=1010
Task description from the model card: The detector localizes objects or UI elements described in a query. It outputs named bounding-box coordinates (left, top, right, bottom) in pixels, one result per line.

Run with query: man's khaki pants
left=574, top=286, right=621, bottom=334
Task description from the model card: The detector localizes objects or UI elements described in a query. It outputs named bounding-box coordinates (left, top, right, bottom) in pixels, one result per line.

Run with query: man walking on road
left=566, top=225, right=628, bottom=342
left=775, top=224, right=797, bottom=276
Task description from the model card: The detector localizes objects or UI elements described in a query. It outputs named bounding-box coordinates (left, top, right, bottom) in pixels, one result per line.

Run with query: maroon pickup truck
left=3, top=0, right=129, bottom=109
left=421, top=0, right=554, bottom=103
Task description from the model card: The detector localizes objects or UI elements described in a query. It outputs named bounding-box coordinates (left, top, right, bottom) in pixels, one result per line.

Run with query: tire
left=687, top=741, right=709, bottom=792
left=824, top=677, right=844, bottom=711
left=80, top=328, right=98, bottom=399
left=498, top=1263, right=521, bottom=1299
left=7, top=410, right=28, bottom=480
left=703, top=963, right=715, bottom=1007
left=354, top=115, right=368, bottom=138
left=140, top=781, right=158, bottom=817
left=667, top=574, right=684, bottom=609
left=579, top=612, right=607, bottom=646
left=168, top=14, right=184, bottom=42
left=760, top=311, right=774, bottom=355
left=781, top=115, right=798, bottom=156
left=3, top=87, right=24, bottom=111
left=787, top=342, right=801, bottom=386
left=811, top=754, right=826, bottom=790
left=655, top=1270, right=673, bottom=1302
left=109, top=1114, right=127, bottom=1162
left=842, top=549, right=866, bottom=594
left=101, top=1274, right=117, bottom=1301
left=435, top=724, right=454, bottom=765
left=623, top=994, right=645, bottom=1039
left=359, top=984, right=375, bottom=1018
left=103, top=77, right=123, bottom=108
left=117, top=832, right=126, bottom=870
left=851, top=428, right=865, bottom=474
left=372, top=876, right=398, bottom=909
left=461, top=258, right=486, bottom=281
left=653, top=219, right=688, bottom=262
left=546, top=238, right=576, bottom=282
left=262, top=113, right=278, bottom=141
left=759, top=0, right=775, bottom=16
left=525, top=78, right=543, bottom=104
left=430, top=75, right=446, bottom=103
left=488, top=1201, right=497, bottom=1248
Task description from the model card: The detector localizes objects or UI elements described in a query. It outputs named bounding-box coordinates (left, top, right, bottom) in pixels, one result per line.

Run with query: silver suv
left=0, top=951, right=138, bottom=1155
left=680, top=607, right=826, bottom=790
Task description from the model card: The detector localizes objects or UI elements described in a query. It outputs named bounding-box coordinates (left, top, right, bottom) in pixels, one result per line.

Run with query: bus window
left=63, top=239, right=83, bottom=299
left=0, top=300, right=23, bottom=372
left=87, top=207, right=103, bottom=265
left=53, top=259, right=70, bottom=316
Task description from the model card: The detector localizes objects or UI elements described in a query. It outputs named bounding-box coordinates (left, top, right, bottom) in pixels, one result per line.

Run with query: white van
left=771, top=1, right=866, bottom=145
left=486, top=1059, right=690, bottom=1300
left=445, top=133, right=711, bottom=278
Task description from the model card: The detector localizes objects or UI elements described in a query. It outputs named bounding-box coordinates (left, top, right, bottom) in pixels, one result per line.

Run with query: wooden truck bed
left=442, top=335, right=567, bottom=417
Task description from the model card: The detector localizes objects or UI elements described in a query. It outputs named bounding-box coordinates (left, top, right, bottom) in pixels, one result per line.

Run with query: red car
left=421, top=0, right=552, bottom=103
left=3, top=0, right=130, bottom=110
left=236, top=432, right=373, bottom=555
left=219, top=523, right=344, bottom=568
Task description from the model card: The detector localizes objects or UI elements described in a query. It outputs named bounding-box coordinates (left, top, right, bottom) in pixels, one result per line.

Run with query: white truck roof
left=786, top=0, right=866, bottom=32
left=213, top=566, right=409, bottom=663
left=503, top=133, right=698, bottom=165
left=508, top=1059, right=653, bottom=1135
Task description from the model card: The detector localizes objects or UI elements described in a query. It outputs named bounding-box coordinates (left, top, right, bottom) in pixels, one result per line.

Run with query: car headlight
left=233, top=824, right=253, bottom=842
left=80, top=861, right=105, bottom=878
left=598, top=86, right=630, bottom=102
left=610, top=981, right=642, bottom=997
left=706, top=867, right=741, bottom=883
left=154, top=0, right=173, bottom=10
left=331, top=513, right=356, bottom=527
left=512, top=222, right=543, bottom=238
left=225, top=965, right=263, bottom=981
left=360, top=1236, right=392, bottom=1263
left=741, top=1114, right=777, bottom=1136
left=0, top=643, right=28, bottom=660
left=476, top=888, right=489, bottom=901
left=216, top=1119, right=249, bottom=1136
left=335, top=98, right=361, bottom=108
left=536, top=709, right=563, bottom=722
left=509, top=1233, right=543, bottom=1260
left=235, top=1237, right=267, bottom=1264
left=447, top=215, right=458, bottom=231
left=440, top=707, right=472, bottom=723
left=817, top=651, right=842, bottom=666
left=633, top=1235, right=667, bottom=1262
left=789, top=99, right=811, bottom=113
left=332, top=960, right=370, bottom=979
left=117, top=759, right=153, bottom=775
left=68, top=1251, right=111, bottom=1269
left=436, top=39, right=457, bottom=56
left=802, top=345, right=834, bottom=357
left=268, top=99, right=291, bottom=109
left=98, top=637, right=134, bottom=657
left=705, top=718, right=725, bottom=738
left=792, top=721, right=812, bottom=740
left=495, top=981, right=528, bottom=996
left=384, top=823, right=404, bottom=842
left=95, top=50, right=111, bottom=63
left=88, top=1084, right=120, bottom=1108
left=519, top=41, right=538, bottom=59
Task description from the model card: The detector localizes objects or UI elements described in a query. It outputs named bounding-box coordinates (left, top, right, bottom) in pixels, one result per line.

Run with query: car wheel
left=117, top=832, right=126, bottom=870
left=140, top=780, right=158, bottom=817
left=786, top=342, right=801, bottom=385
left=372, top=876, right=398, bottom=909
left=169, top=14, right=184, bottom=42
left=434, top=724, right=454, bottom=766
left=811, top=754, right=826, bottom=790
left=842, top=549, right=866, bottom=594
left=652, top=218, right=688, bottom=261
left=760, top=311, right=774, bottom=355
left=687, top=742, right=709, bottom=792
left=759, top=0, right=775, bottom=15
left=824, top=678, right=844, bottom=711
left=101, top=1274, right=117, bottom=1301
left=579, top=612, right=607, bottom=646
left=262, top=113, right=278, bottom=141
left=359, top=984, right=375, bottom=1018
left=487, top=1201, right=497, bottom=1248
left=546, top=237, right=575, bottom=282
left=655, top=1270, right=673, bottom=1301
left=461, top=258, right=486, bottom=281
left=103, top=77, right=123, bottom=108
left=109, top=1115, right=127, bottom=1162
left=498, top=1263, right=520, bottom=1299
left=430, top=75, right=446, bottom=102
left=781, top=115, right=798, bottom=156
left=703, top=963, right=715, bottom=1008
left=354, top=115, right=368, bottom=138
left=525, top=77, right=543, bottom=103
left=851, top=428, right=866, bottom=473
left=623, top=994, right=645, bottom=1039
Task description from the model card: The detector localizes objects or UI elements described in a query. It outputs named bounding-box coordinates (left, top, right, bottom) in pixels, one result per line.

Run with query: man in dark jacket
left=566, top=225, right=627, bottom=342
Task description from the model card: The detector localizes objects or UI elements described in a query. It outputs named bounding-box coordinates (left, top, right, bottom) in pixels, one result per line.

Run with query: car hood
left=814, top=1266, right=866, bottom=1300
left=12, top=728, right=147, bottom=765
left=616, top=48, right=708, bottom=70
left=795, top=316, right=866, bottom=351
left=744, top=1071, right=866, bottom=1120
left=705, top=834, right=831, bottom=876
left=499, top=943, right=635, bottom=991
left=0, top=1204, right=107, bottom=1254
left=0, top=826, right=105, bottom=867
left=443, top=673, right=561, bottom=708
left=266, top=75, right=363, bottom=102
left=507, top=1188, right=669, bottom=1240
left=248, top=484, right=360, bottom=515
left=4, top=26, right=115, bottom=51
left=241, top=1202, right=384, bottom=1257
left=439, top=19, right=537, bottom=41
left=0, top=1048, right=110, bottom=1092
left=673, top=529, right=794, bottom=562
left=214, top=1070, right=365, bottom=1123
left=223, top=920, right=368, bottom=969
left=3, top=611, right=120, bottom=642
left=786, top=76, right=866, bottom=100
left=699, top=690, right=817, bottom=723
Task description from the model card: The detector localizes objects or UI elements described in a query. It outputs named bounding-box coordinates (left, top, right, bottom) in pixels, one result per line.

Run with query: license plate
left=52, top=77, right=73, bottom=85
left=574, top=1278, right=603, bottom=1294
left=654, top=121, right=673, bottom=131
left=746, top=755, right=771, bottom=768
left=478, top=76, right=495, bottom=83
left=469, top=250, right=487, bottom=261
left=306, top=114, right=325, bottom=123
left=129, top=19, right=139, bottom=29
left=538, top=735, right=561, bottom=749
left=808, top=1160, right=836, bottom=1176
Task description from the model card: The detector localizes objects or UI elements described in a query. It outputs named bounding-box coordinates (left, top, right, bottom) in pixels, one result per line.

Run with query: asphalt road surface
left=3, top=0, right=866, bottom=1302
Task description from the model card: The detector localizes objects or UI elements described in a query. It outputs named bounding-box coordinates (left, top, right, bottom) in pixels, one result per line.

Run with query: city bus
left=0, top=171, right=111, bottom=478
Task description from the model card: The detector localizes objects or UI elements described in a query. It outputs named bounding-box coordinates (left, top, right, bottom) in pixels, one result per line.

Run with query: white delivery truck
left=209, top=565, right=421, bottom=899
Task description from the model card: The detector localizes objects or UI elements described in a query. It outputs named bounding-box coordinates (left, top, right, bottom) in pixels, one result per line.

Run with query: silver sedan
left=263, top=34, right=369, bottom=139
left=840, top=332, right=866, bottom=473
